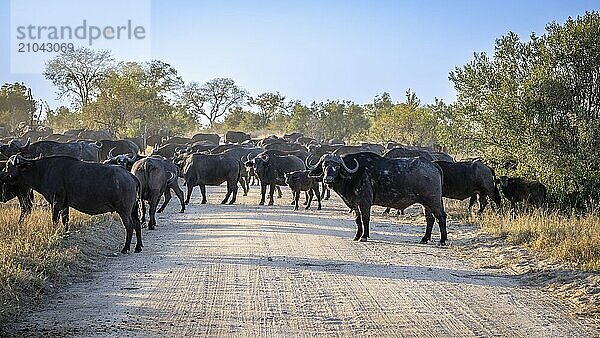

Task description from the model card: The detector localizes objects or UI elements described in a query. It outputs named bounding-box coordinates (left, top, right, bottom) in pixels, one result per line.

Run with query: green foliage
left=448, top=11, right=600, bottom=208
left=369, top=90, right=438, bottom=146
left=249, top=92, right=291, bottom=129
left=44, top=47, right=114, bottom=108
left=181, top=78, right=247, bottom=127
left=0, top=83, right=39, bottom=133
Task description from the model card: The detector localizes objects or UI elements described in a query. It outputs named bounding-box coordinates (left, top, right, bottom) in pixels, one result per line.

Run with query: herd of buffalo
left=0, top=129, right=547, bottom=253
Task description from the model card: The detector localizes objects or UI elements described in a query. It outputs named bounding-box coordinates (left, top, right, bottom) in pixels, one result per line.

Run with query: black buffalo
left=0, top=161, right=34, bottom=223
left=181, top=153, right=241, bottom=205
left=96, top=139, right=140, bottom=161
left=308, top=152, right=447, bottom=244
left=225, top=131, right=251, bottom=144
left=3, top=155, right=142, bottom=253
left=498, top=176, right=546, bottom=209
left=0, top=139, right=100, bottom=162
left=192, top=133, right=220, bottom=144
left=383, top=146, right=434, bottom=161
left=252, top=153, right=305, bottom=206
left=152, top=143, right=187, bottom=158
left=132, top=157, right=184, bottom=230
left=434, top=160, right=501, bottom=213
left=285, top=170, right=321, bottom=210
left=103, top=153, right=186, bottom=217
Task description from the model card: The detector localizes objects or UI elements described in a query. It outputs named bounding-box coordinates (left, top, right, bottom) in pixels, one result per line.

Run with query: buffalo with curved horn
left=308, top=152, right=448, bottom=244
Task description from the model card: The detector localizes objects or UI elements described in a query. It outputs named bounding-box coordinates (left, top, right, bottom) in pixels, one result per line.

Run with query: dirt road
left=10, top=186, right=600, bottom=337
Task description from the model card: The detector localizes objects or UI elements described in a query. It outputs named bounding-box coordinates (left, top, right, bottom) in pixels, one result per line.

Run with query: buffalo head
left=307, top=153, right=358, bottom=184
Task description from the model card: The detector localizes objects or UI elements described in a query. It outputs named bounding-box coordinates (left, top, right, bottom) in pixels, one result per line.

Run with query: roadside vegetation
left=0, top=202, right=121, bottom=326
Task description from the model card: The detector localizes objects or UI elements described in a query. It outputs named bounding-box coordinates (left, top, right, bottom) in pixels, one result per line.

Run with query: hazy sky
left=1, top=0, right=599, bottom=108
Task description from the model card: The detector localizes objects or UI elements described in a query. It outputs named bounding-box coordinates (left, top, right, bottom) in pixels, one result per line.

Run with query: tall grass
left=477, top=210, right=600, bottom=271
left=446, top=199, right=600, bottom=271
left=0, top=202, right=120, bottom=325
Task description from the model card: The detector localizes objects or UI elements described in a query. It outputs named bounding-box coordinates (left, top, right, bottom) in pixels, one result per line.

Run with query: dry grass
left=445, top=199, right=600, bottom=271
left=0, top=200, right=122, bottom=325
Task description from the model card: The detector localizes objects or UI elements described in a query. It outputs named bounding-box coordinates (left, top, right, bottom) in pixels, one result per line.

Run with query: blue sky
left=1, top=0, right=599, bottom=108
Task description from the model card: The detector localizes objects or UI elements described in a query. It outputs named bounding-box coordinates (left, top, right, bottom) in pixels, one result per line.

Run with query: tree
left=448, top=11, right=600, bottom=208
left=369, top=91, right=438, bottom=146
left=81, top=61, right=197, bottom=137
left=182, top=78, right=247, bottom=127
left=44, top=47, right=115, bottom=108
left=0, top=82, right=38, bottom=133
left=249, top=92, right=291, bottom=128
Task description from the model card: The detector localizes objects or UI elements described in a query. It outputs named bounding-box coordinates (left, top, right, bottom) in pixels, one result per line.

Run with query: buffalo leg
left=131, top=202, right=143, bottom=252
left=478, top=194, right=488, bottom=214
left=185, top=184, right=194, bottom=205
left=305, top=190, right=313, bottom=210
left=353, top=210, right=363, bottom=241
left=61, top=208, right=69, bottom=230
left=119, top=211, right=135, bottom=254
left=200, top=185, right=207, bottom=204
left=434, top=208, right=448, bottom=245
left=303, top=192, right=309, bottom=205
left=268, top=184, right=276, bottom=206
left=140, top=200, right=147, bottom=224
left=239, top=176, right=248, bottom=196
left=157, top=190, right=171, bottom=213
left=229, top=180, right=238, bottom=204
left=276, top=186, right=282, bottom=198
left=294, top=191, right=300, bottom=210
left=17, top=190, right=34, bottom=223
left=421, top=207, right=436, bottom=244
left=358, top=203, right=371, bottom=241
left=259, top=184, right=267, bottom=205
left=468, top=195, right=477, bottom=210
left=148, top=195, right=160, bottom=230
left=313, top=186, right=321, bottom=210
left=172, top=185, right=186, bottom=213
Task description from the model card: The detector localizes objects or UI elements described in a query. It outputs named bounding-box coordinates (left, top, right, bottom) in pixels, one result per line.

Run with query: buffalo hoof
left=185, top=201, right=190, bottom=205
left=419, top=238, right=429, bottom=244
left=317, top=206, right=322, bottom=210
left=359, top=237, right=368, bottom=242
left=294, top=206, right=299, bottom=211
left=439, top=240, right=447, bottom=246
left=121, top=248, right=129, bottom=254
left=201, top=200, right=207, bottom=204
left=179, top=209, right=185, bottom=213
left=268, top=202, right=274, bottom=206
left=134, top=247, right=142, bottom=253
left=148, top=226, right=155, bottom=230
left=353, top=236, right=360, bottom=241
left=243, top=193, right=248, bottom=196
left=228, top=201, right=235, bottom=205
left=304, top=206, right=309, bottom=210
left=259, top=201, right=265, bottom=206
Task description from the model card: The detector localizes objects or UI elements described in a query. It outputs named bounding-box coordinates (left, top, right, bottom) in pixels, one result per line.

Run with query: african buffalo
left=0, top=139, right=100, bottom=162
left=499, top=176, right=546, bottom=209
left=0, top=161, right=34, bottom=223
left=182, top=153, right=241, bottom=205
left=252, top=153, right=305, bottom=206
left=132, top=157, right=183, bottom=230
left=3, top=155, right=142, bottom=253
left=308, top=152, right=447, bottom=244
left=225, top=131, right=251, bottom=144
left=96, top=139, right=140, bottom=161
left=285, top=170, right=321, bottom=210
left=192, top=133, right=220, bottom=144
left=383, top=146, right=434, bottom=161
left=434, top=160, right=501, bottom=213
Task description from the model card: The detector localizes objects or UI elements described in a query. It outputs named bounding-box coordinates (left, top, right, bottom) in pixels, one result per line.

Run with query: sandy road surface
left=9, top=185, right=600, bottom=337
